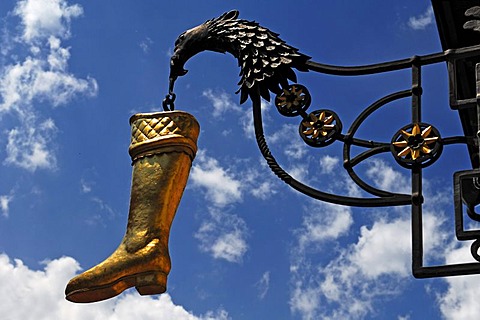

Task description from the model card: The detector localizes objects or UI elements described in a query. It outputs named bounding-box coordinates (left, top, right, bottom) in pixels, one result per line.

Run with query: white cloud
left=291, top=225, right=405, bottom=319
left=14, top=0, right=83, bottom=42
left=190, top=151, right=242, bottom=208
left=287, top=163, right=310, bottom=182
left=352, top=216, right=427, bottom=278
left=241, top=162, right=278, bottom=200
left=0, top=0, right=98, bottom=172
left=5, top=119, right=58, bottom=171
left=201, top=88, right=273, bottom=141
left=255, top=271, right=270, bottom=300
left=190, top=151, right=282, bottom=263
left=202, top=89, right=242, bottom=118
left=210, top=230, right=248, bottom=262
left=290, top=285, right=321, bottom=320
left=365, top=158, right=409, bottom=194
left=90, top=197, right=116, bottom=218
left=319, top=155, right=339, bottom=174
left=195, top=209, right=248, bottom=263
left=0, top=253, right=229, bottom=320
left=290, top=212, right=445, bottom=319
left=80, top=179, right=92, bottom=193
left=297, top=201, right=353, bottom=251
left=0, top=194, right=13, bottom=217
left=191, top=151, right=277, bottom=206
left=249, top=179, right=276, bottom=200
left=437, top=244, right=480, bottom=320
left=268, top=124, right=307, bottom=160
left=408, top=6, right=434, bottom=30
left=290, top=160, right=448, bottom=319
left=79, top=169, right=98, bottom=194
left=0, top=36, right=98, bottom=113
left=139, top=37, right=153, bottom=54
left=354, top=219, right=410, bottom=276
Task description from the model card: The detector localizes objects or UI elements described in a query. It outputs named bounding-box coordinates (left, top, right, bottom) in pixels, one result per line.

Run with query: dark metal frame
left=251, top=45, right=480, bottom=278
left=165, top=6, right=480, bottom=278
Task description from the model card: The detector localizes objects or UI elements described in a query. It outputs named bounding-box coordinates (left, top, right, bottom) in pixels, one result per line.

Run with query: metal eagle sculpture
left=169, top=10, right=310, bottom=105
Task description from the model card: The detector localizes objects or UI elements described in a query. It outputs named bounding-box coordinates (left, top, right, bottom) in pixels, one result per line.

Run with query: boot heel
left=135, top=271, right=167, bottom=295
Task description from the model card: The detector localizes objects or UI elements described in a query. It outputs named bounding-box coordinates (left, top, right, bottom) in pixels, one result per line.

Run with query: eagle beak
left=169, top=54, right=189, bottom=79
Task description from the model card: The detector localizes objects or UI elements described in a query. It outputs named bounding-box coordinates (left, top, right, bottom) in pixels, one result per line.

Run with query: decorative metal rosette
left=299, top=109, right=342, bottom=147
left=274, top=84, right=311, bottom=117
left=390, top=122, right=443, bottom=168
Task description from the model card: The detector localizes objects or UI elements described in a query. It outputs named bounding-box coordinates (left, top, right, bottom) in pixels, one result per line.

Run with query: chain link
left=162, top=93, right=176, bottom=111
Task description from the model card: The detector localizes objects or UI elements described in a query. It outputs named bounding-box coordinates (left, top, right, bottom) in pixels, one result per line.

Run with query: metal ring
left=299, top=109, right=342, bottom=147
left=275, top=84, right=311, bottom=117
left=390, top=122, right=443, bottom=169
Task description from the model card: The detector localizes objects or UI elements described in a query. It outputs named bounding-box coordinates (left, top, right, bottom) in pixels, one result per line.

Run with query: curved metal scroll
left=251, top=95, right=412, bottom=207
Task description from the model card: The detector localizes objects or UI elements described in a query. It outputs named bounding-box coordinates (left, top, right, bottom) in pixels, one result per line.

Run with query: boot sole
left=65, top=270, right=167, bottom=303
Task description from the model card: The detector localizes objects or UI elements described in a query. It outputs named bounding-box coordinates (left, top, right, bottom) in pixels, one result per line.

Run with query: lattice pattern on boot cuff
left=129, top=111, right=200, bottom=161
left=131, top=116, right=180, bottom=145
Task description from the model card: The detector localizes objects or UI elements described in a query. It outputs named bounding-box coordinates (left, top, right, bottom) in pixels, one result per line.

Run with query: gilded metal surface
left=274, top=84, right=311, bottom=117
left=65, top=111, right=199, bottom=303
left=299, top=109, right=342, bottom=147
left=392, top=124, right=439, bottom=160
left=277, top=86, right=306, bottom=110
left=130, top=111, right=199, bottom=161
left=302, top=111, right=335, bottom=139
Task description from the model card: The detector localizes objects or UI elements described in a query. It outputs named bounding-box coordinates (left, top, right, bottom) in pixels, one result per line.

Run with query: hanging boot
left=65, top=111, right=200, bottom=303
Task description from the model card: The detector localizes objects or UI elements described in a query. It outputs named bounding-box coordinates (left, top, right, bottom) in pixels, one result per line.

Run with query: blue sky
left=0, top=0, right=479, bottom=319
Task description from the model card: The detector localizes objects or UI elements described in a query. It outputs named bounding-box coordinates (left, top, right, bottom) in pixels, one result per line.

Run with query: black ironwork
left=167, top=9, right=480, bottom=278
left=464, top=6, right=480, bottom=32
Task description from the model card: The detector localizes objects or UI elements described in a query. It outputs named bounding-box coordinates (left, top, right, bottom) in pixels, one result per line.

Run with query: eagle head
left=169, top=10, right=310, bottom=104
left=170, top=11, right=238, bottom=82
left=170, top=24, right=209, bottom=79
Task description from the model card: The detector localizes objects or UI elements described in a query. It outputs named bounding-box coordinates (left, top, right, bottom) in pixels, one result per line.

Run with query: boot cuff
left=129, top=111, right=200, bottom=162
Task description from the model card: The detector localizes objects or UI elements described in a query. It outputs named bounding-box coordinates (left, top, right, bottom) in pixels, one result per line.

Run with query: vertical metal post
left=411, top=60, right=424, bottom=276
left=412, top=58, right=422, bottom=124
left=476, top=63, right=480, bottom=162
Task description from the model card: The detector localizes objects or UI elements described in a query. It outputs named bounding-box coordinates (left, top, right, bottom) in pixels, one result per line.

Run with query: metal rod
left=476, top=63, right=480, bottom=168
left=411, top=62, right=421, bottom=123
left=346, top=90, right=412, bottom=140
left=442, top=136, right=470, bottom=145
left=411, top=166, right=424, bottom=274
left=341, top=90, right=411, bottom=197
left=305, top=45, right=480, bottom=76
left=348, top=145, right=391, bottom=167
left=411, top=61, right=424, bottom=274
left=414, top=263, right=480, bottom=278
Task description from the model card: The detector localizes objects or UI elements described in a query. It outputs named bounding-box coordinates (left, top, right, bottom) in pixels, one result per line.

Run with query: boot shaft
left=126, top=111, right=200, bottom=252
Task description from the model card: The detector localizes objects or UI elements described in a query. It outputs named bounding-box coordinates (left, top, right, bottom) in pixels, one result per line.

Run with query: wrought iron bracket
left=167, top=10, right=480, bottom=278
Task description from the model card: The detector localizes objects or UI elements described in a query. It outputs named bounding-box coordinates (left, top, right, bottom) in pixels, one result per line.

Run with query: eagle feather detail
left=170, top=10, right=310, bottom=104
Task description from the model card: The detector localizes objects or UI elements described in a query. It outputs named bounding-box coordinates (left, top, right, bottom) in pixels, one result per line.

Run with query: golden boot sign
left=65, top=111, right=199, bottom=303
